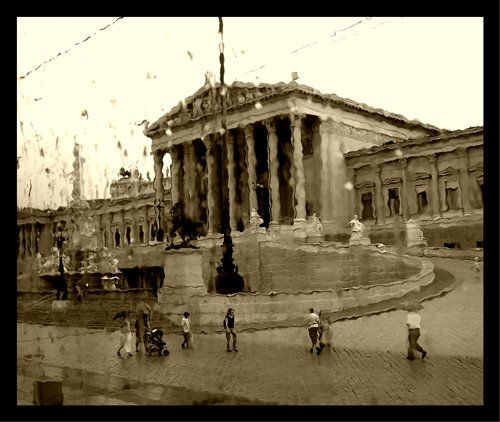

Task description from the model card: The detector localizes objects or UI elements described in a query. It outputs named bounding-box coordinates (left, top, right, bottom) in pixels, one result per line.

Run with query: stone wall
left=155, top=255, right=433, bottom=327
left=233, top=240, right=420, bottom=294
left=17, top=289, right=159, bottom=329
left=368, top=216, right=483, bottom=249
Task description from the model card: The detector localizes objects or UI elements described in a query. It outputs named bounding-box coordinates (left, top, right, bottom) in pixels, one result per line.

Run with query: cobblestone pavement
left=17, top=258, right=483, bottom=405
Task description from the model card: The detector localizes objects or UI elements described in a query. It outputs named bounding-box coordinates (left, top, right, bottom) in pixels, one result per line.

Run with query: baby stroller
left=145, top=328, right=170, bottom=356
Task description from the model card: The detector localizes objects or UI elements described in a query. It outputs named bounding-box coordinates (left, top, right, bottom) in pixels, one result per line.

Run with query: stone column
left=244, top=124, right=259, bottom=215
left=456, top=147, right=472, bottom=215
left=183, top=142, right=195, bottom=220
left=153, top=150, right=166, bottom=228
left=30, top=223, right=37, bottom=256
left=226, top=131, right=238, bottom=231
left=203, top=135, right=219, bottom=233
left=427, top=154, right=441, bottom=219
left=319, top=119, right=332, bottom=221
left=372, top=164, right=385, bottom=225
left=94, top=214, right=103, bottom=249
left=346, top=167, right=356, bottom=218
left=400, top=158, right=410, bottom=221
left=290, top=114, right=307, bottom=222
left=170, top=146, right=181, bottom=207
left=264, top=118, right=281, bottom=224
left=19, top=225, right=25, bottom=259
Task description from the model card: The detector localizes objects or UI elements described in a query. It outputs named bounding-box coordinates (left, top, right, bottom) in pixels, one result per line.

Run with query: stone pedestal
left=349, top=237, right=371, bottom=246
left=406, top=221, right=428, bottom=248
left=158, top=250, right=207, bottom=300
left=306, top=233, right=325, bottom=244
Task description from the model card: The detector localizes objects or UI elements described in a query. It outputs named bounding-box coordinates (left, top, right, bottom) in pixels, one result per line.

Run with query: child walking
left=181, top=312, right=191, bottom=349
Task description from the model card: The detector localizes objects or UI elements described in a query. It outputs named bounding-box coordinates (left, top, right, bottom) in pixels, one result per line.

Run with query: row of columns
left=18, top=207, right=161, bottom=261
left=358, top=148, right=481, bottom=225
left=163, top=114, right=309, bottom=233
left=17, top=224, right=37, bottom=258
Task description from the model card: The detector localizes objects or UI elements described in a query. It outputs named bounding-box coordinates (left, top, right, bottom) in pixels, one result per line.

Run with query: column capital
left=243, top=124, right=254, bottom=139
left=399, top=158, right=408, bottom=168
left=290, top=113, right=305, bottom=127
left=263, top=118, right=276, bottom=131
left=153, top=150, right=165, bottom=162
left=427, top=153, right=438, bottom=164
left=202, top=134, right=215, bottom=149
left=370, top=162, right=382, bottom=173
left=319, top=118, right=335, bottom=134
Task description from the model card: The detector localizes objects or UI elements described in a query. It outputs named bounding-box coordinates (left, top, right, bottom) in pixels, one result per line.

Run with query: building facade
left=345, top=127, right=483, bottom=248
left=17, top=172, right=171, bottom=278
left=146, top=79, right=482, bottom=246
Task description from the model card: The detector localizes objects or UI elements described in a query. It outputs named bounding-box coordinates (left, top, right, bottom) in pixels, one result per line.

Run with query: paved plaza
left=17, top=257, right=483, bottom=405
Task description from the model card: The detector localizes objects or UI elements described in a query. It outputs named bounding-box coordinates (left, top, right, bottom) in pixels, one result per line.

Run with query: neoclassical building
left=145, top=79, right=482, bottom=247
left=17, top=169, right=171, bottom=284
left=345, top=126, right=483, bottom=248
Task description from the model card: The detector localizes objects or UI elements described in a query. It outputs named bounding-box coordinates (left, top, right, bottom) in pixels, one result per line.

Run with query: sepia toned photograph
left=17, top=16, right=489, bottom=410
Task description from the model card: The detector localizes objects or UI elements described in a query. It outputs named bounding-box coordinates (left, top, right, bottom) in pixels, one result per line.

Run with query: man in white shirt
left=307, top=308, right=321, bottom=354
left=406, top=304, right=427, bottom=360
left=181, top=312, right=191, bottom=349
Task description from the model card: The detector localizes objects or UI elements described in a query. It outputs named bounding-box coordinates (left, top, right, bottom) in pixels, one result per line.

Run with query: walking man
left=181, top=312, right=191, bottom=349
left=223, top=308, right=238, bottom=352
left=307, top=308, right=320, bottom=354
left=406, top=301, right=427, bottom=360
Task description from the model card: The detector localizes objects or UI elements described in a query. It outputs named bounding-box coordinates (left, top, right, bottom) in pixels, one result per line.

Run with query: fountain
left=36, top=143, right=122, bottom=305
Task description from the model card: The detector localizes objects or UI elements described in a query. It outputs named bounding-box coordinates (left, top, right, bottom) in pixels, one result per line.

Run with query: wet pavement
left=17, top=257, right=483, bottom=405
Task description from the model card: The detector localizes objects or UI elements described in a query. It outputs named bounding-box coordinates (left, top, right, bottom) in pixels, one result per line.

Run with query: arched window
left=126, top=226, right=131, bottom=245
left=139, top=225, right=144, bottom=244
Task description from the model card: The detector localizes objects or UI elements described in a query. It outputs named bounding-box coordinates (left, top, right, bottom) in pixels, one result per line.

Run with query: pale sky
left=17, top=17, right=483, bottom=210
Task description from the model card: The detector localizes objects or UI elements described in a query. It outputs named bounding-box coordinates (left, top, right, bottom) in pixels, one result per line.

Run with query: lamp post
left=214, top=17, right=244, bottom=294
left=55, top=225, right=69, bottom=300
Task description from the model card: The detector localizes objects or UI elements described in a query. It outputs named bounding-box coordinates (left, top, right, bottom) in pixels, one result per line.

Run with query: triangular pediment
left=438, top=166, right=457, bottom=177
left=413, top=172, right=431, bottom=181
left=355, top=181, right=375, bottom=189
left=382, top=177, right=402, bottom=185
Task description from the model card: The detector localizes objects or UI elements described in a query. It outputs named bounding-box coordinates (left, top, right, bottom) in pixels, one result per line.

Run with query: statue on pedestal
left=249, top=209, right=264, bottom=229
left=348, top=215, right=365, bottom=239
left=348, top=215, right=371, bottom=246
left=80, top=215, right=98, bottom=251
left=406, top=221, right=428, bottom=248
left=311, top=213, right=322, bottom=232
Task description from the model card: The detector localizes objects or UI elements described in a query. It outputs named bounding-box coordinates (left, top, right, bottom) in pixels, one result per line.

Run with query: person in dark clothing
left=223, top=308, right=237, bottom=352
left=56, top=254, right=68, bottom=300
left=135, top=300, right=152, bottom=354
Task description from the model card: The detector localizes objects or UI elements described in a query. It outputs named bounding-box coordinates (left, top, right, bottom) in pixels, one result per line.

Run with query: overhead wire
left=18, top=17, right=125, bottom=80
left=245, top=17, right=397, bottom=76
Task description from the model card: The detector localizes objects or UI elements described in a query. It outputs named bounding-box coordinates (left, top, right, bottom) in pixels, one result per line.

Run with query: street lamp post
left=55, top=225, right=69, bottom=300
left=214, top=17, right=244, bottom=294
